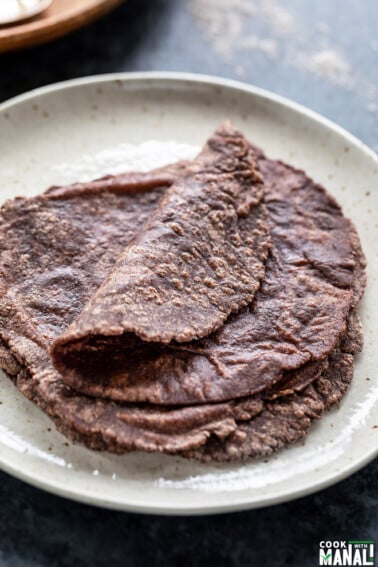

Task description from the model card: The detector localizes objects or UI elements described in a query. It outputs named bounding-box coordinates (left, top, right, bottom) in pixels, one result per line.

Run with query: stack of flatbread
left=0, top=123, right=366, bottom=462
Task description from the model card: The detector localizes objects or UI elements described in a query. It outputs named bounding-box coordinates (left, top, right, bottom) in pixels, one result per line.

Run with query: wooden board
left=0, top=0, right=124, bottom=53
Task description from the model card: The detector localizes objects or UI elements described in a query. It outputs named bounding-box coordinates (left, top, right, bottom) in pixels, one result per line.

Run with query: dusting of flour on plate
left=51, top=141, right=199, bottom=186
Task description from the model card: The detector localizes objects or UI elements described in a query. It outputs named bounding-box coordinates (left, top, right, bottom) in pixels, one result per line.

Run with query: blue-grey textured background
left=0, top=1, right=377, bottom=565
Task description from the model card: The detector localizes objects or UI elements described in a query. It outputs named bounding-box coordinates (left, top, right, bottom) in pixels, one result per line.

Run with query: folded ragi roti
left=0, top=123, right=366, bottom=461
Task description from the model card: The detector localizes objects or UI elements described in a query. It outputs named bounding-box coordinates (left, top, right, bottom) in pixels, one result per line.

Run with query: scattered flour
left=190, top=0, right=295, bottom=60
left=190, top=0, right=377, bottom=120
left=298, top=49, right=355, bottom=89
left=239, top=36, right=278, bottom=58
left=51, top=141, right=198, bottom=186
left=367, top=85, right=378, bottom=101
left=190, top=0, right=361, bottom=92
left=262, top=0, right=296, bottom=35
left=316, top=22, right=330, bottom=34
left=366, top=87, right=378, bottom=115
left=234, top=64, right=245, bottom=77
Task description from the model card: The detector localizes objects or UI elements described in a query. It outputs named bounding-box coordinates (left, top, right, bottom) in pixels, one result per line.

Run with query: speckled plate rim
left=0, top=72, right=376, bottom=515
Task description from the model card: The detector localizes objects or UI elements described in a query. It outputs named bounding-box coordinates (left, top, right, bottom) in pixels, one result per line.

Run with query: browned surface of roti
left=183, top=324, right=361, bottom=462
left=48, top=148, right=360, bottom=406
left=52, top=124, right=270, bottom=371
left=0, top=310, right=361, bottom=458
left=0, top=130, right=366, bottom=461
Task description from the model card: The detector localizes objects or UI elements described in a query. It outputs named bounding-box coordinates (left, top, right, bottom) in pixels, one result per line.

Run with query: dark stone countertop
left=0, top=1, right=377, bottom=565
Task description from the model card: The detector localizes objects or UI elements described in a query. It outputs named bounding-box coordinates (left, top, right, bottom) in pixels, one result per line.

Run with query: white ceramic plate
left=0, top=73, right=377, bottom=515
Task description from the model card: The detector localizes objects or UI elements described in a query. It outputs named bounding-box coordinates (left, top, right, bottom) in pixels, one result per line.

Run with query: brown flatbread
left=0, top=130, right=366, bottom=461
left=52, top=123, right=270, bottom=377
left=183, top=317, right=361, bottom=462
left=0, top=309, right=361, bottom=458
left=49, top=147, right=360, bottom=406
left=184, top=353, right=354, bottom=462
left=0, top=172, right=170, bottom=346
